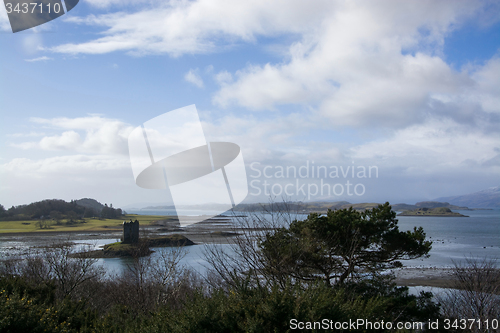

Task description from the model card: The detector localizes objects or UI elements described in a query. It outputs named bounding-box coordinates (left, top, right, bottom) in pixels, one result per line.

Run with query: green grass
left=102, top=241, right=135, bottom=251
left=103, top=235, right=194, bottom=251
left=0, top=214, right=175, bottom=234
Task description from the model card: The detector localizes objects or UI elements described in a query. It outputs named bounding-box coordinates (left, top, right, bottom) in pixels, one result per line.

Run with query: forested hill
left=0, top=198, right=123, bottom=221
left=74, top=198, right=106, bottom=213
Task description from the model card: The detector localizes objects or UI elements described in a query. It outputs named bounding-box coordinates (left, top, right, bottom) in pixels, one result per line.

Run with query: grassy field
left=0, top=215, right=177, bottom=234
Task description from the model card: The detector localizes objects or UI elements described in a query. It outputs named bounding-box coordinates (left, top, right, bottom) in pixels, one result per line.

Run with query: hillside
left=434, top=186, right=500, bottom=208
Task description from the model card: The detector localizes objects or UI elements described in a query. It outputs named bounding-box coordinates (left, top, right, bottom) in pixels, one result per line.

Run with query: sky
left=0, top=0, right=499, bottom=209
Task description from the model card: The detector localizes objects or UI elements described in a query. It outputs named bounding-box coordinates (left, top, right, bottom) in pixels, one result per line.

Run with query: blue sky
left=1, top=0, right=499, bottom=209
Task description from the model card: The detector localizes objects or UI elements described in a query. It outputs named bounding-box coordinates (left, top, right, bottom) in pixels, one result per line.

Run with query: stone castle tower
left=123, top=220, right=139, bottom=243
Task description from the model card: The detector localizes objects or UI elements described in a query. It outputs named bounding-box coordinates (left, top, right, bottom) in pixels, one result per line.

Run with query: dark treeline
left=0, top=203, right=498, bottom=332
left=0, top=199, right=123, bottom=221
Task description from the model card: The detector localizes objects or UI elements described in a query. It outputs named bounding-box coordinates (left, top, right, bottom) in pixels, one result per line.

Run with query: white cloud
left=31, top=115, right=114, bottom=129
left=8, top=132, right=46, bottom=138
left=0, top=155, right=129, bottom=175
left=16, top=116, right=134, bottom=154
left=2, top=115, right=143, bottom=207
left=469, top=56, right=500, bottom=114
left=201, top=110, right=329, bottom=165
left=39, top=131, right=83, bottom=150
left=350, top=117, right=500, bottom=172
left=82, top=0, right=154, bottom=9
left=214, top=70, right=232, bottom=85
left=3, top=1, right=499, bottom=206
left=212, top=1, right=493, bottom=128
left=0, top=155, right=134, bottom=208
left=0, top=5, right=10, bottom=31
left=52, top=0, right=333, bottom=56
left=25, top=56, right=53, bottom=62
left=184, top=68, right=204, bottom=88
left=49, top=1, right=499, bottom=130
left=202, top=108, right=499, bottom=175
left=11, top=142, right=40, bottom=150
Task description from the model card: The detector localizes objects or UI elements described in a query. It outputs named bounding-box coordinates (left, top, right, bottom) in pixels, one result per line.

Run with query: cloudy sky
left=0, top=0, right=499, bottom=209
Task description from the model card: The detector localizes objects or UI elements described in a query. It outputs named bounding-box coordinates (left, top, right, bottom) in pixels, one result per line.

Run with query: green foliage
left=135, top=282, right=391, bottom=333
left=260, top=202, right=432, bottom=285
left=0, top=277, right=97, bottom=333
left=0, top=270, right=441, bottom=333
left=0, top=276, right=56, bottom=305
left=100, top=279, right=439, bottom=333
left=341, top=274, right=440, bottom=323
left=101, top=204, right=122, bottom=219
left=5, top=199, right=86, bottom=220
left=0, top=204, right=6, bottom=218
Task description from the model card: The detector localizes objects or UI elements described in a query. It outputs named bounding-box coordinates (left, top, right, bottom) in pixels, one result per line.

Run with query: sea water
left=1, top=210, right=498, bottom=276
left=99, top=209, right=499, bottom=276
left=395, top=209, right=499, bottom=268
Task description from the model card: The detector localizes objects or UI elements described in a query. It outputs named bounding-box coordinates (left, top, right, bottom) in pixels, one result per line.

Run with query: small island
left=398, top=207, right=468, bottom=217
left=72, top=220, right=195, bottom=258
left=72, top=234, right=195, bottom=258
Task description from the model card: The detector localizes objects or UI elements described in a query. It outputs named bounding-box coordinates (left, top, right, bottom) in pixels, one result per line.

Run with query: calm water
left=395, top=209, right=499, bottom=267
left=91, top=209, right=499, bottom=276
left=1, top=209, right=498, bottom=276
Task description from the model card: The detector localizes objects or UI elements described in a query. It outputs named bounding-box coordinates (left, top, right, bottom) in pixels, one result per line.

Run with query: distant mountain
left=434, top=186, right=500, bottom=209
left=121, top=202, right=168, bottom=210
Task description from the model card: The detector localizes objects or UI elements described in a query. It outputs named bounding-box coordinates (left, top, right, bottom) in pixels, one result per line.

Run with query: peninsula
left=398, top=207, right=468, bottom=217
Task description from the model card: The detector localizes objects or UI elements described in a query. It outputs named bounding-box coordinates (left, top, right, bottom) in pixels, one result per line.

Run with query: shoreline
left=1, top=225, right=496, bottom=291
left=393, top=267, right=456, bottom=289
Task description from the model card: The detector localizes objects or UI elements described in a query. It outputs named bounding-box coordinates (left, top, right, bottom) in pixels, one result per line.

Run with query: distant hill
left=74, top=198, right=105, bottom=213
left=233, top=201, right=353, bottom=213
left=434, top=186, right=500, bottom=208
left=232, top=201, right=467, bottom=213
left=0, top=198, right=123, bottom=221
left=391, top=202, right=468, bottom=211
left=337, top=202, right=381, bottom=210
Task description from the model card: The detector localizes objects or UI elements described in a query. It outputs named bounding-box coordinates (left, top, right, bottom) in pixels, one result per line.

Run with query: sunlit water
left=395, top=209, right=499, bottom=268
